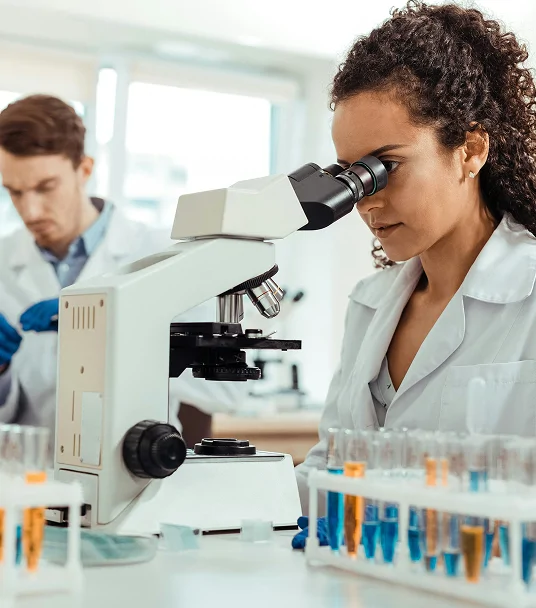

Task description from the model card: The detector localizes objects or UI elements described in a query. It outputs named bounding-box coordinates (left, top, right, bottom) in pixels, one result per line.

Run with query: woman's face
left=332, top=90, right=473, bottom=262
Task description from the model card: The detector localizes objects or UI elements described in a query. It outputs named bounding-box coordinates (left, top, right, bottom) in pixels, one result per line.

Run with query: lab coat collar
left=7, top=202, right=132, bottom=272
left=460, top=215, right=536, bottom=304
left=350, top=214, right=536, bottom=309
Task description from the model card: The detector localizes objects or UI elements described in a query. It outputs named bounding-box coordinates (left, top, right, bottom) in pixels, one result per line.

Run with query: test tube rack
left=0, top=479, right=83, bottom=607
left=306, top=469, right=536, bottom=608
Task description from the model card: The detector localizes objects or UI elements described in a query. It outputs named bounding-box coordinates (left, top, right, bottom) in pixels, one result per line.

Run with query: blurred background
left=0, top=0, right=534, bottom=461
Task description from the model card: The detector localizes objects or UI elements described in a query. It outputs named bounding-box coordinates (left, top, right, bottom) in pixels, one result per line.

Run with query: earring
left=469, top=171, right=475, bottom=179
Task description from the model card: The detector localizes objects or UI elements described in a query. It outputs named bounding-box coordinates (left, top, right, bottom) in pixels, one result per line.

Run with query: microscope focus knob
left=123, top=420, right=187, bottom=479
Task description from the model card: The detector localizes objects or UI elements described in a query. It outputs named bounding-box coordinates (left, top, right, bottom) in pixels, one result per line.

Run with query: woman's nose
left=356, top=192, right=385, bottom=215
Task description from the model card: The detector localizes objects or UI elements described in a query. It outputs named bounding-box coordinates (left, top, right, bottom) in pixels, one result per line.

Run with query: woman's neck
left=418, top=206, right=497, bottom=301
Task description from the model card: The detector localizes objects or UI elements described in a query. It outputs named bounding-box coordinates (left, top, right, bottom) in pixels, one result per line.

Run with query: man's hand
left=20, top=298, right=59, bottom=333
left=0, top=314, right=22, bottom=370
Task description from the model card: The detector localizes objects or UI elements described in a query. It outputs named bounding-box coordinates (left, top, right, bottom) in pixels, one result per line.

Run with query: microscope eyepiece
left=289, top=154, right=388, bottom=231
left=336, top=155, right=388, bottom=199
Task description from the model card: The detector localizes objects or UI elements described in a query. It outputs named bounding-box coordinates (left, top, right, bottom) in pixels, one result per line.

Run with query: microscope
left=51, top=156, right=387, bottom=534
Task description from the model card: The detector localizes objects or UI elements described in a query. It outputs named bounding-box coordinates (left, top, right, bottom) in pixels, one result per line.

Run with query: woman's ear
left=462, top=123, right=489, bottom=180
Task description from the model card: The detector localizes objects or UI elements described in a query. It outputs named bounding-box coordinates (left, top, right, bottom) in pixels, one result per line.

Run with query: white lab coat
left=296, top=215, right=536, bottom=513
left=0, top=206, right=246, bottom=434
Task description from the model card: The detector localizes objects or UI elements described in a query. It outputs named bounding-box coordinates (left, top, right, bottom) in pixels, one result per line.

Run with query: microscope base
left=52, top=452, right=302, bottom=535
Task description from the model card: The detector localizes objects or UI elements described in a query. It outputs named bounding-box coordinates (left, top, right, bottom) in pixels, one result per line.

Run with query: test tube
left=461, top=435, right=487, bottom=583
left=441, top=433, right=464, bottom=577
left=418, top=432, right=441, bottom=573
left=5, top=425, right=24, bottom=565
left=0, top=424, right=9, bottom=562
left=377, top=431, right=399, bottom=564
left=403, top=429, right=423, bottom=563
left=326, top=428, right=344, bottom=552
left=489, top=435, right=516, bottom=567
left=510, top=439, right=536, bottom=586
left=343, top=429, right=370, bottom=558
left=361, top=433, right=380, bottom=560
left=22, top=426, right=49, bottom=572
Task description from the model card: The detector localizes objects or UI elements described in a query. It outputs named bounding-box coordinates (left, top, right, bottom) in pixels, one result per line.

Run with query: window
left=124, top=82, right=272, bottom=228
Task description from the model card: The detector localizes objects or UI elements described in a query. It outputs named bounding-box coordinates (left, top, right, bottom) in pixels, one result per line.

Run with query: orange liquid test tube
left=22, top=426, right=49, bottom=572
left=424, top=457, right=439, bottom=570
left=344, top=462, right=366, bottom=557
left=24, top=470, right=47, bottom=571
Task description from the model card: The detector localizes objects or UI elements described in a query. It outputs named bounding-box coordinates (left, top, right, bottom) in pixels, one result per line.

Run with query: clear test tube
left=22, top=425, right=50, bottom=572
left=5, top=425, right=23, bottom=478
left=488, top=435, right=517, bottom=567
left=376, top=430, right=400, bottom=564
left=5, top=425, right=24, bottom=565
left=461, top=435, right=487, bottom=583
left=418, top=432, right=441, bottom=573
left=326, top=427, right=344, bottom=552
left=343, top=429, right=370, bottom=558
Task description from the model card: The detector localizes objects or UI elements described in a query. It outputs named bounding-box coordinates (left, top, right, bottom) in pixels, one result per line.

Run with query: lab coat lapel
left=76, top=207, right=135, bottom=282
left=6, top=230, right=59, bottom=309
left=394, top=292, right=465, bottom=400
left=348, top=258, right=422, bottom=428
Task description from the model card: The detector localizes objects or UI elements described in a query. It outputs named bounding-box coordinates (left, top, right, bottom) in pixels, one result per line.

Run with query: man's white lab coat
left=296, top=215, right=536, bottom=512
left=0, top=206, right=245, bottom=434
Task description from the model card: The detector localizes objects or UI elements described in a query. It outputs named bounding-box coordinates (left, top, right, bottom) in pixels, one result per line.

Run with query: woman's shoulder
left=348, top=263, right=405, bottom=309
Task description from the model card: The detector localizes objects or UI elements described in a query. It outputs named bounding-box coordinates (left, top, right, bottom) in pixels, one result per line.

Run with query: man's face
left=0, top=151, right=92, bottom=251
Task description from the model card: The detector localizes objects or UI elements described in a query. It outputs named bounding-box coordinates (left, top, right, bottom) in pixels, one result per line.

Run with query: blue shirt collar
left=39, top=198, right=113, bottom=262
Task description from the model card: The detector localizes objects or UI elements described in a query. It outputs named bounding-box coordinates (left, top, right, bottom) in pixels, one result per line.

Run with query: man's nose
left=19, top=193, right=44, bottom=223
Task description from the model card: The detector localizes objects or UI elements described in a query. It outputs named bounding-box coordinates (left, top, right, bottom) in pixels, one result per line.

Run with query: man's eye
left=382, top=160, right=400, bottom=173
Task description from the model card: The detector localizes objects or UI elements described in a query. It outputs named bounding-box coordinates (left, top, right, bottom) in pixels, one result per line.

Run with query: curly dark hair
left=331, top=1, right=536, bottom=269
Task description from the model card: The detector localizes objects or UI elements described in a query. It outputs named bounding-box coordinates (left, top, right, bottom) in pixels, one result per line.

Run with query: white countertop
left=19, top=532, right=477, bottom=608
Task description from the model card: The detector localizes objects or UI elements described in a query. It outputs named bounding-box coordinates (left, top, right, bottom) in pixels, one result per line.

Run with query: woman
left=295, top=1, right=536, bottom=514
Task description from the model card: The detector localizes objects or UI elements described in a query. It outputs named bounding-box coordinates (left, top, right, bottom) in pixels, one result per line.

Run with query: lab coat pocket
left=439, top=361, right=536, bottom=436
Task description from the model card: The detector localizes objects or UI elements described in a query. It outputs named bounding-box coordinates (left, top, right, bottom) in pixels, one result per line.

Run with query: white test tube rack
left=306, top=469, right=536, bottom=608
left=0, top=479, right=83, bottom=607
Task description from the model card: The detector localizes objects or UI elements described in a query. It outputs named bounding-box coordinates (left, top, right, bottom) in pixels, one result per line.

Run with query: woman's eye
left=382, top=160, right=400, bottom=173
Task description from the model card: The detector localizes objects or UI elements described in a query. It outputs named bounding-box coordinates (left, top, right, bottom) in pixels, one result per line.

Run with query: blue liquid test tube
left=487, top=435, right=516, bottom=568
left=522, top=523, right=536, bottom=587
left=326, top=428, right=344, bottom=552
left=442, top=513, right=461, bottom=577
left=381, top=503, right=399, bottom=564
left=408, top=507, right=421, bottom=562
left=499, top=524, right=510, bottom=566
left=376, top=431, right=400, bottom=564
left=440, top=433, right=466, bottom=577
left=327, top=467, right=344, bottom=551
left=363, top=500, right=380, bottom=560
left=504, top=439, right=536, bottom=582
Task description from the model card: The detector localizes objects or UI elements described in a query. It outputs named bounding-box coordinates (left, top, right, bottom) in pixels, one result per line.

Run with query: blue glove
left=291, top=516, right=328, bottom=550
left=20, top=298, right=59, bottom=333
left=0, top=314, right=22, bottom=366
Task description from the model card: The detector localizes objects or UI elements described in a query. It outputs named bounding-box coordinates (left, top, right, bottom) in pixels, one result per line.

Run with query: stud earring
left=469, top=171, right=475, bottom=179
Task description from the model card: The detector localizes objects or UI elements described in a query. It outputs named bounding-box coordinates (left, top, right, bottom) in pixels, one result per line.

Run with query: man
left=0, top=94, right=243, bottom=443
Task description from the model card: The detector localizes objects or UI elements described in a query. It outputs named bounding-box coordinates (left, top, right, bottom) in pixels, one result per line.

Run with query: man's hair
left=0, top=94, right=85, bottom=167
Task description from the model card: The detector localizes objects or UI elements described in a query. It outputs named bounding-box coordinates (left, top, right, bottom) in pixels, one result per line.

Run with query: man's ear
left=77, top=156, right=94, bottom=184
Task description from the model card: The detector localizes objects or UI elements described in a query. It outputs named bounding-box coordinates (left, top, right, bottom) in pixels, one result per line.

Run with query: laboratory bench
left=212, top=410, right=321, bottom=465
left=24, top=531, right=480, bottom=608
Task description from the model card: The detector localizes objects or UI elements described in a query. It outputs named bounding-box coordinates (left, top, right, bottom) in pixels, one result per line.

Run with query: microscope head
left=167, top=155, right=389, bottom=384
